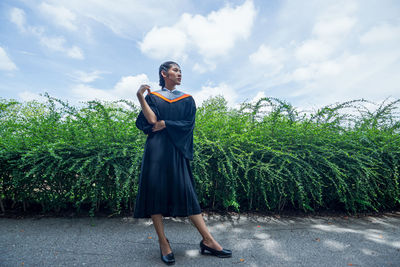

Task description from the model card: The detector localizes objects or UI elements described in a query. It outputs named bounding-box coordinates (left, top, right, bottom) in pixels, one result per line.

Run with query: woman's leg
left=189, top=213, right=223, bottom=251
left=151, top=214, right=172, bottom=255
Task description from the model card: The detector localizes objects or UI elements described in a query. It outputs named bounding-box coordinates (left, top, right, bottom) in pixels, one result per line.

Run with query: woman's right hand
left=137, top=84, right=151, bottom=97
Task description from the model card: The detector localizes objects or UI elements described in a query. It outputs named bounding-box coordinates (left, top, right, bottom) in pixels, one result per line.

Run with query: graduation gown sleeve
left=135, top=94, right=160, bottom=135
left=164, top=97, right=196, bottom=160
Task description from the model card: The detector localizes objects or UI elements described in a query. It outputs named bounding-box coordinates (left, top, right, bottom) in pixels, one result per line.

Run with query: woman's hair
left=159, top=61, right=180, bottom=88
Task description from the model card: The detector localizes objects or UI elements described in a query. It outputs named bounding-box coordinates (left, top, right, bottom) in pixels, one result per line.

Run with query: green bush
left=0, top=92, right=399, bottom=216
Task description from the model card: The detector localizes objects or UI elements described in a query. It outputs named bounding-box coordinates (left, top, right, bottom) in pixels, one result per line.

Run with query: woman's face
left=164, top=64, right=182, bottom=86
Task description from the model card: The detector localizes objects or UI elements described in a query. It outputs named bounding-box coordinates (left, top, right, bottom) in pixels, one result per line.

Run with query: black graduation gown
left=133, top=88, right=202, bottom=218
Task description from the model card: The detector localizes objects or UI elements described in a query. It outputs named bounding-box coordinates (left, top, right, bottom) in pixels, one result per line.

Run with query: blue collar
left=155, top=87, right=186, bottom=100
left=162, top=87, right=177, bottom=93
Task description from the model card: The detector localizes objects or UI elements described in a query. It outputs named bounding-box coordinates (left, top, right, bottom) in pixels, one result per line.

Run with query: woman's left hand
left=152, top=120, right=166, bottom=132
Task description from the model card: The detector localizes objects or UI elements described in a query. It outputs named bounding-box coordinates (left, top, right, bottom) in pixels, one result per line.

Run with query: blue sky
left=1, top=0, right=399, bottom=112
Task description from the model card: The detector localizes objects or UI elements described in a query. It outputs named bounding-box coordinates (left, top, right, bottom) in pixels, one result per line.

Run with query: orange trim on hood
left=150, top=91, right=191, bottom=103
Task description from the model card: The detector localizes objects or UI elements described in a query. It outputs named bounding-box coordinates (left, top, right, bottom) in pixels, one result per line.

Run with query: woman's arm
left=137, top=84, right=157, bottom=125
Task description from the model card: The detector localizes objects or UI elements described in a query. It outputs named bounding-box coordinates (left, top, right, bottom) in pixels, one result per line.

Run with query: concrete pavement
left=1, top=212, right=400, bottom=266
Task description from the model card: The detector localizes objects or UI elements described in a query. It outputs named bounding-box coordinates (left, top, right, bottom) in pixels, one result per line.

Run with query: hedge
left=0, top=92, right=399, bottom=216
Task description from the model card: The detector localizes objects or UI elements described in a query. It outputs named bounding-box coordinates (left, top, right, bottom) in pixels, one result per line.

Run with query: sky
left=1, top=0, right=399, bottom=113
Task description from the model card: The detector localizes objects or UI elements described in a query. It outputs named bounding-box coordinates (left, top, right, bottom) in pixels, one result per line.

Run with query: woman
left=134, top=61, right=232, bottom=265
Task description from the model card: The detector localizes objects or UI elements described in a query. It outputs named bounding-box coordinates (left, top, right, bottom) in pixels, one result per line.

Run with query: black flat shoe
left=200, top=240, right=232, bottom=258
left=160, top=238, right=175, bottom=265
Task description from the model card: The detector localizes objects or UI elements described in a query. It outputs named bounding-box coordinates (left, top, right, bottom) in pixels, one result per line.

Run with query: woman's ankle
left=202, top=236, right=214, bottom=243
left=158, top=237, right=168, bottom=244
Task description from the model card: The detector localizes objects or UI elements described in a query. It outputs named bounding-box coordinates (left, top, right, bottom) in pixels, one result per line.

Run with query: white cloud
left=66, top=46, right=84, bottom=59
left=139, top=27, right=188, bottom=61
left=237, top=0, right=400, bottom=113
left=41, top=0, right=189, bottom=39
left=10, top=8, right=26, bottom=32
left=285, top=2, right=363, bottom=101
left=71, top=84, right=114, bottom=102
left=360, top=23, right=400, bottom=44
left=70, top=70, right=108, bottom=83
left=70, top=74, right=158, bottom=106
left=0, top=47, right=17, bottom=71
left=292, top=66, right=314, bottom=82
left=6, top=0, right=400, bottom=116
left=140, top=0, right=256, bottom=71
left=113, top=74, right=152, bottom=96
left=39, top=2, right=78, bottom=31
left=18, top=91, right=47, bottom=102
left=39, top=35, right=66, bottom=51
left=251, top=91, right=266, bottom=103
left=312, top=17, right=356, bottom=39
left=292, top=60, right=341, bottom=82
left=290, top=48, right=400, bottom=106
left=179, top=0, right=256, bottom=59
left=9, top=7, right=84, bottom=60
left=294, top=17, right=356, bottom=64
left=249, top=91, right=273, bottom=115
left=38, top=35, right=84, bottom=59
left=192, top=61, right=216, bottom=73
left=192, top=83, right=238, bottom=108
left=294, top=4, right=356, bottom=64
left=249, top=45, right=287, bottom=70
left=295, top=39, right=336, bottom=63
